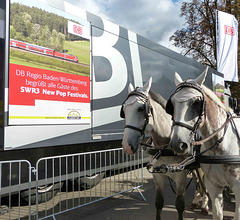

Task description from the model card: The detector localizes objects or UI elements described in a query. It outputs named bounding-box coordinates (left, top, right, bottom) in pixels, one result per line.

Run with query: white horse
left=121, top=78, right=208, bottom=220
left=168, top=68, right=240, bottom=220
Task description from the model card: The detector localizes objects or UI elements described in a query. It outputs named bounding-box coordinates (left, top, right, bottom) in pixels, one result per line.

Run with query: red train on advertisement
left=10, top=39, right=79, bottom=63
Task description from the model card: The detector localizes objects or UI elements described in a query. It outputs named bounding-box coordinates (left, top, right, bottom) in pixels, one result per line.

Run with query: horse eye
left=192, top=99, right=202, bottom=107
left=138, top=107, right=145, bottom=112
left=192, top=100, right=203, bottom=112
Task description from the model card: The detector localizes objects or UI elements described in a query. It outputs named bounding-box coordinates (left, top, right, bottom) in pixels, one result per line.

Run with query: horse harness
left=121, top=84, right=240, bottom=174
left=120, top=88, right=153, bottom=137
left=120, top=89, right=181, bottom=169
left=160, top=80, right=240, bottom=173
left=166, top=81, right=206, bottom=147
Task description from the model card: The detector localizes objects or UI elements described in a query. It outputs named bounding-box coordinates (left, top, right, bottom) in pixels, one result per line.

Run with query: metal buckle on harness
left=146, top=164, right=168, bottom=174
left=147, top=163, right=185, bottom=174
left=147, top=155, right=196, bottom=174
left=146, top=164, right=154, bottom=173
left=146, top=150, right=162, bottom=173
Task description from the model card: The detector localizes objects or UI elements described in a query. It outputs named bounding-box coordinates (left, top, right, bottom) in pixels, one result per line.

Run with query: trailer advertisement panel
left=8, top=0, right=91, bottom=125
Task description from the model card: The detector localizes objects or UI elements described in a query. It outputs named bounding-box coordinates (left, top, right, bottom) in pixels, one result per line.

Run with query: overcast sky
left=67, top=0, right=190, bottom=53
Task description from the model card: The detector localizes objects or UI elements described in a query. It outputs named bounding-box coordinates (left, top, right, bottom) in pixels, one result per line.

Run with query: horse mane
left=149, top=90, right=167, bottom=109
left=202, top=85, right=233, bottom=112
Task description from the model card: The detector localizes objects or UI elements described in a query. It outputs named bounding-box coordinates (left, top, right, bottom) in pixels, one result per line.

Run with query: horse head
left=167, top=67, right=208, bottom=155
left=121, top=78, right=154, bottom=154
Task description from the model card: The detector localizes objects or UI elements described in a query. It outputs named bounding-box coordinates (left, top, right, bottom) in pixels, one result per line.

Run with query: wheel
left=77, top=172, right=105, bottom=190
left=20, top=182, right=63, bottom=204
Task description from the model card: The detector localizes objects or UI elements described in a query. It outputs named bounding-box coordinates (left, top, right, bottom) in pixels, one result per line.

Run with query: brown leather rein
left=191, top=115, right=240, bottom=146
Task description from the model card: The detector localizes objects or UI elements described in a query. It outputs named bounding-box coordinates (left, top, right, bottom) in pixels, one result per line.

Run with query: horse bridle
left=167, top=81, right=238, bottom=156
left=120, top=88, right=153, bottom=137
left=166, top=81, right=206, bottom=145
left=151, top=81, right=240, bottom=173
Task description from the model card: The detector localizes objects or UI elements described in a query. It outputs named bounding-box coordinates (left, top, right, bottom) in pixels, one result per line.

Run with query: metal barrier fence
left=0, top=160, right=32, bottom=220
left=0, top=148, right=147, bottom=220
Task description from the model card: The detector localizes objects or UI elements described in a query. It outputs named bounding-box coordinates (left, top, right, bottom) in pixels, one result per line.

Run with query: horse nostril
left=171, top=137, right=189, bottom=154
left=180, top=142, right=188, bottom=152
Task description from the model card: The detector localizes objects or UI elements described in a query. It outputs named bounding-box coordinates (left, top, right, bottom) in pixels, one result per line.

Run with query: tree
left=10, top=26, right=16, bottom=39
left=22, top=12, right=33, bottom=37
left=12, top=12, right=33, bottom=38
left=57, top=32, right=65, bottom=52
left=50, top=29, right=65, bottom=52
left=31, top=24, right=41, bottom=43
left=15, top=32, right=25, bottom=42
left=170, top=0, right=221, bottom=68
left=50, top=29, right=58, bottom=50
left=170, top=0, right=240, bottom=107
left=38, top=25, right=51, bottom=48
left=12, top=14, right=24, bottom=34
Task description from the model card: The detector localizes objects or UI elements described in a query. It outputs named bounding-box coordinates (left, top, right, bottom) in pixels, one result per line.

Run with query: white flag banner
left=217, top=10, right=238, bottom=82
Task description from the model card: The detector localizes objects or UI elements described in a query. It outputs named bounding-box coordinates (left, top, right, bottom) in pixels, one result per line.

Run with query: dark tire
left=77, top=172, right=105, bottom=190
left=20, top=182, right=63, bottom=204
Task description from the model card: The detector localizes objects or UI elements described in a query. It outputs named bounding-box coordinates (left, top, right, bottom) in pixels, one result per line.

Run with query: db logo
left=224, top=25, right=235, bottom=36
left=73, top=25, right=82, bottom=35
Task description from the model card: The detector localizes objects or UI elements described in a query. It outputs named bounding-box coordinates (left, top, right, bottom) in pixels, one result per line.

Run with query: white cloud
left=68, top=0, right=189, bottom=53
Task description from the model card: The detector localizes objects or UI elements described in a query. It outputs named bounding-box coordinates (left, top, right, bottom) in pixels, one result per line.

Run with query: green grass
left=64, top=40, right=90, bottom=65
left=10, top=47, right=90, bottom=76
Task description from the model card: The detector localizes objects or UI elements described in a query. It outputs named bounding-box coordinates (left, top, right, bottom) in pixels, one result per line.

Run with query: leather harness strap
left=173, top=121, right=195, bottom=131
left=191, top=115, right=240, bottom=146
left=124, top=124, right=146, bottom=135
left=152, top=81, right=240, bottom=172
left=196, top=155, right=240, bottom=164
left=122, top=89, right=152, bottom=136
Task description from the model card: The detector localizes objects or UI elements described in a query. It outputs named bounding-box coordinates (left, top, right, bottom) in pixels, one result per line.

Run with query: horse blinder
left=166, top=96, right=174, bottom=117
left=120, top=102, right=151, bottom=119
left=120, top=105, right=125, bottom=118
left=144, top=102, right=151, bottom=117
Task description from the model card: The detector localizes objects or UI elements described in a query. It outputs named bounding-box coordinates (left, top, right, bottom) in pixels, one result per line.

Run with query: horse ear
left=194, top=67, right=208, bottom=86
left=128, top=83, right=135, bottom=93
left=142, top=77, right=152, bottom=93
left=174, top=72, right=183, bottom=86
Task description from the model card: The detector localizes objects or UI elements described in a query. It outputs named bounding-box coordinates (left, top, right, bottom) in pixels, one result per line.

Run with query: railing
left=0, top=160, right=32, bottom=220
left=0, top=148, right=147, bottom=219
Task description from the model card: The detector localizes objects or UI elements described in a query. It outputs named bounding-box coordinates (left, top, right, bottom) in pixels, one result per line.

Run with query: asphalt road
left=55, top=168, right=235, bottom=220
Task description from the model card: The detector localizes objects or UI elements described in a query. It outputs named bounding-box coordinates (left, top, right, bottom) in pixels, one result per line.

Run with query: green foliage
left=25, top=36, right=34, bottom=44
left=31, top=24, right=40, bottom=44
left=12, top=14, right=24, bottom=33
left=10, top=2, right=84, bottom=52
left=9, top=2, right=91, bottom=79
left=10, top=25, right=16, bottom=39
left=15, top=32, right=25, bottom=42
left=50, top=30, right=65, bottom=51
left=38, top=25, right=51, bottom=48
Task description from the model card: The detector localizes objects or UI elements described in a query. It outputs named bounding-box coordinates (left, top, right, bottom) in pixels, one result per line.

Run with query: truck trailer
left=0, top=0, right=235, bottom=204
